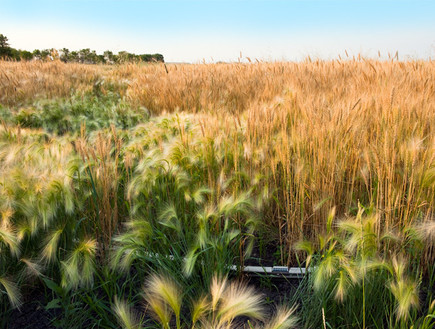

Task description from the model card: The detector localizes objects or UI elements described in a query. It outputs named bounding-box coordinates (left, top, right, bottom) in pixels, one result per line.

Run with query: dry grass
left=1, top=59, right=434, bottom=265
left=75, top=125, right=124, bottom=253
left=0, top=61, right=113, bottom=106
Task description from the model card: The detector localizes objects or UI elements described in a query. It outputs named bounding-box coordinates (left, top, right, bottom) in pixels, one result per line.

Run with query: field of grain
left=0, top=59, right=434, bottom=328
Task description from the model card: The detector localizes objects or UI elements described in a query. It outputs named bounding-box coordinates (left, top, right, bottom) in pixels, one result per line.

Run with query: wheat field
left=3, top=60, right=434, bottom=255
left=1, top=59, right=435, bottom=328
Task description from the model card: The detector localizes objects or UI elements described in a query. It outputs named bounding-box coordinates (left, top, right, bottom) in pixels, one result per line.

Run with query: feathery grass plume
left=193, top=275, right=293, bottom=329
left=192, top=295, right=210, bottom=327
left=195, top=205, right=216, bottom=248
left=15, top=220, right=33, bottom=242
left=294, top=240, right=314, bottom=267
left=61, top=238, right=97, bottom=290
left=211, top=275, right=228, bottom=312
left=183, top=246, right=199, bottom=277
left=416, top=220, right=435, bottom=243
left=338, top=209, right=379, bottom=259
left=381, top=230, right=401, bottom=246
left=218, top=192, right=254, bottom=218
left=111, top=219, right=152, bottom=271
left=313, top=252, right=339, bottom=291
left=0, top=207, right=13, bottom=225
left=389, top=256, right=407, bottom=280
left=41, top=228, right=63, bottom=263
left=0, top=276, right=22, bottom=308
left=0, top=222, right=19, bottom=257
left=190, top=186, right=212, bottom=205
left=113, top=297, right=142, bottom=329
left=217, top=279, right=265, bottom=324
left=158, top=202, right=181, bottom=233
left=144, top=273, right=182, bottom=329
left=20, top=258, right=43, bottom=278
left=386, top=256, right=420, bottom=320
left=389, top=278, right=419, bottom=320
left=261, top=306, right=297, bottom=329
left=335, top=269, right=351, bottom=302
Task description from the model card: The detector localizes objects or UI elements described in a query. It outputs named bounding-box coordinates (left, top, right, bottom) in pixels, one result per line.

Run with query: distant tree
left=0, top=34, right=9, bottom=48
left=78, top=48, right=96, bottom=63
left=0, top=34, right=12, bottom=58
left=78, top=48, right=89, bottom=63
left=103, top=50, right=114, bottom=63
left=60, top=48, right=70, bottom=62
left=90, top=50, right=98, bottom=63
left=31, top=49, right=40, bottom=60
left=97, top=54, right=105, bottom=64
left=19, top=50, right=33, bottom=60
left=152, top=53, right=164, bottom=62
left=40, top=49, right=51, bottom=60
left=0, top=34, right=165, bottom=64
left=9, top=48, right=19, bottom=59
left=140, top=53, right=164, bottom=63
left=117, top=51, right=132, bottom=63
left=70, top=51, right=79, bottom=62
left=140, top=54, right=151, bottom=62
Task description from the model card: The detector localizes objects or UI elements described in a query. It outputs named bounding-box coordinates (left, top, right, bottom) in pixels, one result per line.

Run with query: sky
left=1, top=0, right=435, bottom=63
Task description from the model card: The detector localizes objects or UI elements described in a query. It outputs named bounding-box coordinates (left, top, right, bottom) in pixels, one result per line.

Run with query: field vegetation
left=0, top=58, right=434, bottom=328
left=0, top=33, right=164, bottom=64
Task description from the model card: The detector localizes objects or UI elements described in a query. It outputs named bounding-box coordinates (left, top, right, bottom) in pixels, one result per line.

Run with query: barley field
left=0, top=59, right=434, bottom=328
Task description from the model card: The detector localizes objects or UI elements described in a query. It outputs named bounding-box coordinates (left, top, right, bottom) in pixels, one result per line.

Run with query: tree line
left=0, top=34, right=164, bottom=63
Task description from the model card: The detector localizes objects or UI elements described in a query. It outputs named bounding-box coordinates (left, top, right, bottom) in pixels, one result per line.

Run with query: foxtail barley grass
left=295, top=205, right=429, bottom=328
left=114, top=274, right=297, bottom=329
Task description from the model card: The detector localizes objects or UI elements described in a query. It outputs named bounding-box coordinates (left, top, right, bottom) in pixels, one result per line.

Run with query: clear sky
left=1, top=0, right=434, bottom=63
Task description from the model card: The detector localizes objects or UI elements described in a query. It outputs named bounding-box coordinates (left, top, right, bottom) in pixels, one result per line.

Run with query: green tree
left=40, top=49, right=51, bottom=60
left=90, top=49, right=98, bottom=63
left=103, top=50, right=114, bottom=63
left=18, top=50, right=33, bottom=61
left=155, top=54, right=164, bottom=62
left=97, top=54, right=105, bottom=64
left=0, top=34, right=9, bottom=48
left=117, top=51, right=133, bottom=63
left=78, top=48, right=92, bottom=63
left=32, top=49, right=41, bottom=58
left=0, top=34, right=12, bottom=58
left=60, top=48, right=70, bottom=62
left=70, top=51, right=79, bottom=62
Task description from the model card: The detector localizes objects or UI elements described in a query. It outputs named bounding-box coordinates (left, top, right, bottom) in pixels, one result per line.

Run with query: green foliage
left=0, top=34, right=11, bottom=57
left=43, top=267, right=141, bottom=329
left=114, top=166, right=261, bottom=294
left=1, top=89, right=149, bottom=135
left=293, top=205, right=434, bottom=329
left=0, top=33, right=164, bottom=63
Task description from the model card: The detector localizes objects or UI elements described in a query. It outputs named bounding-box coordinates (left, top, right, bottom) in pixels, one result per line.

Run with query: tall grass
left=293, top=204, right=435, bottom=328
left=0, top=58, right=434, bottom=327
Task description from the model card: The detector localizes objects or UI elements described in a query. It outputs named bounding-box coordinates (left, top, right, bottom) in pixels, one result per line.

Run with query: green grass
left=0, top=88, right=149, bottom=135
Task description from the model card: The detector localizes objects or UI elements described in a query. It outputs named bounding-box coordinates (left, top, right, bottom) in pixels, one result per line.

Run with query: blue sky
left=1, top=0, right=434, bottom=62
